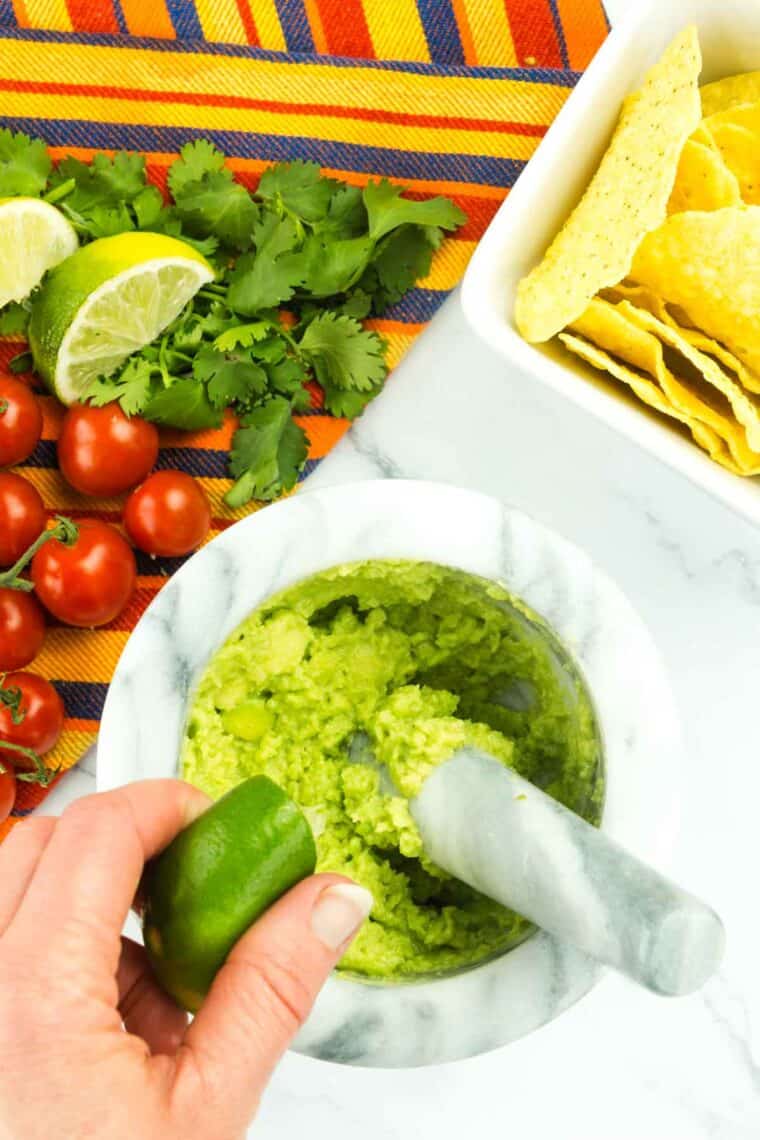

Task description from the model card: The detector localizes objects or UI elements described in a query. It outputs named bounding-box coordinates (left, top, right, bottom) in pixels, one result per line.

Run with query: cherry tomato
left=0, top=374, right=42, bottom=468
left=124, top=471, right=211, bottom=557
left=0, top=764, right=15, bottom=824
left=0, top=672, right=64, bottom=771
left=57, top=404, right=159, bottom=497
left=0, top=473, right=46, bottom=567
left=31, top=519, right=136, bottom=628
left=0, top=587, right=46, bottom=671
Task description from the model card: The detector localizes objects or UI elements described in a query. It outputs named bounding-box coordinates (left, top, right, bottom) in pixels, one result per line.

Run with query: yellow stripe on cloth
left=248, top=0, right=287, bottom=50
left=0, top=91, right=544, bottom=163
left=463, top=0, right=518, bottom=67
left=0, top=39, right=571, bottom=126
left=195, top=0, right=249, bottom=44
left=362, top=0, right=430, bottom=62
left=420, top=240, right=476, bottom=291
left=21, top=0, right=72, bottom=30
left=34, top=629, right=129, bottom=682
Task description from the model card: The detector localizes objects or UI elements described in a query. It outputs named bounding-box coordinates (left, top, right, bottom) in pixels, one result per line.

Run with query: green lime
left=28, top=231, right=214, bottom=405
left=142, top=776, right=317, bottom=1013
left=0, top=197, right=78, bottom=309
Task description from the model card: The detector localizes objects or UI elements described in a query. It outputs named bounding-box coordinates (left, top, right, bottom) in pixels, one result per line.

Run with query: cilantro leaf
left=360, top=225, right=436, bottom=312
left=192, top=344, right=268, bottom=409
left=0, top=302, right=31, bottom=336
left=226, top=215, right=305, bottom=314
left=225, top=396, right=307, bottom=506
left=168, top=140, right=227, bottom=199
left=300, top=233, right=373, bottom=298
left=213, top=321, right=270, bottom=351
left=132, top=185, right=165, bottom=229
left=363, top=179, right=466, bottom=242
left=0, top=129, right=51, bottom=198
left=320, top=378, right=381, bottom=419
left=267, top=356, right=309, bottom=401
left=257, top=160, right=339, bottom=225
left=87, top=357, right=156, bottom=416
left=173, top=171, right=258, bottom=251
left=318, top=184, right=366, bottom=239
left=298, top=312, right=386, bottom=391
left=144, top=378, right=222, bottom=430
left=52, top=152, right=147, bottom=212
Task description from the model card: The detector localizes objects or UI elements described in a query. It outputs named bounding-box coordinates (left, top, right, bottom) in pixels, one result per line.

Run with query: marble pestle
left=404, top=747, right=724, bottom=996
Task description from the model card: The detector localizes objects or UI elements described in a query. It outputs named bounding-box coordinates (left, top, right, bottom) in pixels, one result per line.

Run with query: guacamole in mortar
left=182, top=560, right=602, bottom=980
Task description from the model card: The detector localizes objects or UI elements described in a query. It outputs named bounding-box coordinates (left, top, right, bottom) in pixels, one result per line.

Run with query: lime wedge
left=28, top=232, right=214, bottom=405
left=0, top=197, right=78, bottom=309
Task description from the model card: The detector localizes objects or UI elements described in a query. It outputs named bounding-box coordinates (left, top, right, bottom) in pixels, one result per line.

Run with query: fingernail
left=311, top=883, right=373, bottom=951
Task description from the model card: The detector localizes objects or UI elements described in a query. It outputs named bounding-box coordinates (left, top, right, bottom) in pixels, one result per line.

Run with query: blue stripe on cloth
left=381, top=288, right=444, bottom=323
left=0, top=0, right=16, bottom=27
left=164, top=0, right=204, bottom=39
left=417, top=0, right=464, bottom=66
left=0, top=25, right=581, bottom=84
left=0, top=117, right=526, bottom=187
left=547, top=0, right=570, bottom=69
left=273, top=0, right=314, bottom=54
left=54, top=681, right=109, bottom=719
left=110, top=0, right=130, bottom=36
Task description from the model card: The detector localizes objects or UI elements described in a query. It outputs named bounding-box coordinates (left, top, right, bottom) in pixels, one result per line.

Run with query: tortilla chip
left=570, top=297, right=760, bottom=471
left=630, top=205, right=760, bottom=375
left=701, top=72, right=760, bottom=117
left=702, top=115, right=760, bottom=203
left=558, top=330, right=739, bottom=471
left=603, top=283, right=760, bottom=391
left=667, top=138, right=741, bottom=213
left=515, top=27, right=702, bottom=343
left=617, top=300, right=760, bottom=452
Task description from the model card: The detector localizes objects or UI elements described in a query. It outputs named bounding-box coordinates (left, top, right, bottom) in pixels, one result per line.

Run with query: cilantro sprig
left=0, top=131, right=466, bottom=505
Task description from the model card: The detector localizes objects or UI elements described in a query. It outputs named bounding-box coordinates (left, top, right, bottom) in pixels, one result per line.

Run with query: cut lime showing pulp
left=0, top=197, right=78, bottom=309
left=28, top=232, right=214, bottom=405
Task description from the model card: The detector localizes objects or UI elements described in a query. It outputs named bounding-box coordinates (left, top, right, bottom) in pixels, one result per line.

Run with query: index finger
left=6, top=780, right=211, bottom=960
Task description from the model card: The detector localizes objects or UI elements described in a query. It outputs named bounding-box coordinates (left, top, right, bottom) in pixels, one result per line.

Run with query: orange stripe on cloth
left=118, top=0, right=176, bottom=38
left=314, top=0, right=375, bottom=59
left=503, top=0, right=564, bottom=68
left=65, top=0, right=119, bottom=34
left=235, top=0, right=259, bottom=44
left=10, top=0, right=31, bottom=27
left=556, top=0, right=608, bottom=70
left=451, top=0, right=478, bottom=66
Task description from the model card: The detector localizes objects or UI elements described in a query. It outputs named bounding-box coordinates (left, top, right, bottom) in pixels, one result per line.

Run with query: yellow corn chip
left=515, top=27, right=701, bottom=343
left=667, top=138, right=741, bottom=213
left=558, top=330, right=739, bottom=470
left=570, top=297, right=760, bottom=471
left=701, top=72, right=760, bottom=117
left=631, top=205, right=760, bottom=375
left=603, top=283, right=760, bottom=391
left=617, top=300, right=760, bottom=451
left=702, top=115, right=760, bottom=203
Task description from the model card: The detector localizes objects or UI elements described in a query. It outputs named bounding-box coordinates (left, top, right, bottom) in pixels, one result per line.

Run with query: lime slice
left=28, top=231, right=214, bottom=405
left=0, top=197, right=78, bottom=309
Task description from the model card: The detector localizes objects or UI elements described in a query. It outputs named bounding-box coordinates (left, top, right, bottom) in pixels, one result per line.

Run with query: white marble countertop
left=40, top=1, right=760, bottom=1133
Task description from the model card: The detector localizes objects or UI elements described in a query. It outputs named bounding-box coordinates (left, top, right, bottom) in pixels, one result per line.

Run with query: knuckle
left=222, top=948, right=315, bottom=1035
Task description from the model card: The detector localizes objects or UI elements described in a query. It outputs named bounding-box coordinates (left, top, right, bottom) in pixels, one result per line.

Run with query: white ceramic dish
left=462, top=0, right=760, bottom=528
left=98, top=481, right=683, bottom=1067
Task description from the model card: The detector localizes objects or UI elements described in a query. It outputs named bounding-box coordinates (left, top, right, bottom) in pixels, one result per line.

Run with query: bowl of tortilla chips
left=462, top=0, right=760, bottom=526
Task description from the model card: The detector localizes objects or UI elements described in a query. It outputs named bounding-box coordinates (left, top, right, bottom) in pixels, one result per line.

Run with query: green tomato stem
left=0, top=516, right=79, bottom=592
left=0, top=744, right=59, bottom=787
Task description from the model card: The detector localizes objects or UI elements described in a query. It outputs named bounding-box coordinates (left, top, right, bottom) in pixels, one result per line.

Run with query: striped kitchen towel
left=0, top=0, right=608, bottom=835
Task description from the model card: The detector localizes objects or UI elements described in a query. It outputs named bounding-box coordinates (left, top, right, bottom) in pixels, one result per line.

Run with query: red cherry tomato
left=0, top=374, right=42, bottom=468
left=124, top=471, right=211, bottom=557
left=0, top=587, right=46, bottom=671
left=57, top=404, right=159, bottom=497
left=0, top=473, right=46, bottom=567
left=0, top=672, right=64, bottom=771
left=0, top=764, right=15, bottom=824
left=31, top=519, right=136, bottom=628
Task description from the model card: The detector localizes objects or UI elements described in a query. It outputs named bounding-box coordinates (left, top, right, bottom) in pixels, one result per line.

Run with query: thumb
left=175, top=874, right=372, bottom=1127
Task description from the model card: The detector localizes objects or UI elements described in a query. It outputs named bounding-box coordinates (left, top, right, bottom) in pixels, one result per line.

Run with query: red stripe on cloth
left=64, top=0, right=120, bottom=34
left=315, top=0, right=375, bottom=59
left=503, top=0, right=563, bottom=68
left=235, top=0, right=259, bottom=44
left=0, top=79, right=548, bottom=138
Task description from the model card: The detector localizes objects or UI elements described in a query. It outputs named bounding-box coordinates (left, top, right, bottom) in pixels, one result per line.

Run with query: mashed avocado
left=182, top=560, right=602, bottom=979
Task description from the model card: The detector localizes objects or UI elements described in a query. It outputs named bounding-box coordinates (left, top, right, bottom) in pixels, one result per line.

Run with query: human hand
left=0, top=780, right=372, bottom=1140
